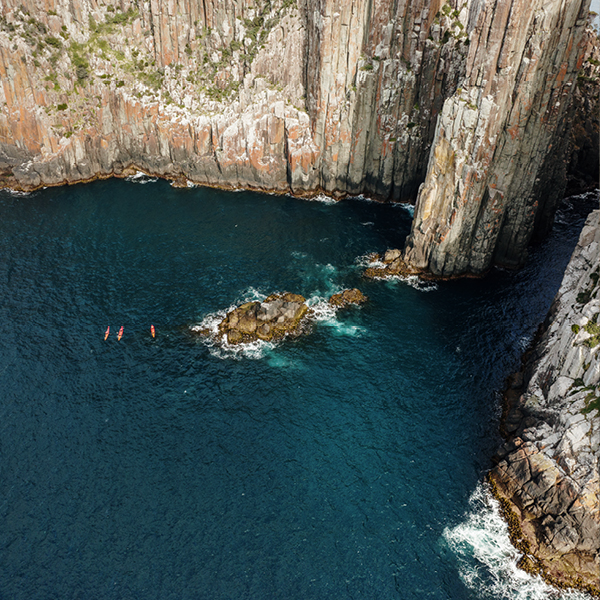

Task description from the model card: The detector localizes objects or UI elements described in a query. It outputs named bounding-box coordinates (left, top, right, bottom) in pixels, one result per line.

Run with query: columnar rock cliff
left=0, top=0, right=595, bottom=276
left=492, top=209, right=600, bottom=594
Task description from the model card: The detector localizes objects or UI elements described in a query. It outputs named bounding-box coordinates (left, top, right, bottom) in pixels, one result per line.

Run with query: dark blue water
left=0, top=180, right=595, bottom=600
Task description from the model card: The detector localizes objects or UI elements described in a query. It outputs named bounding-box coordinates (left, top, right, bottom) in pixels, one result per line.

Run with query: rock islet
left=202, top=289, right=369, bottom=346
left=328, top=288, right=368, bottom=307
left=218, top=292, right=309, bottom=345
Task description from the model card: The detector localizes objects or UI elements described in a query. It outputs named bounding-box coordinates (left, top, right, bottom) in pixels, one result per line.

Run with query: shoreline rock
left=490, top=210, right=600, bottom=596
left=363, top=249, right=423, bottom=280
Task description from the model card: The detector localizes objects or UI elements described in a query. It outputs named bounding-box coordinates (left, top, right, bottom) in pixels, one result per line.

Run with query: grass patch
left=582, top=395, right=600, bottom=414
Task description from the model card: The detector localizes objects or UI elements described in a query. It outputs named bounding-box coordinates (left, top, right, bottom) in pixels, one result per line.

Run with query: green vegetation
left=45, top=35, right=62, bottom=49
left=57, top=103, right=67, bottom=111
left=583, top=314, right=600, bottom=348
left=582, top=395, right=600, bottom=414
left=572, top=324, right=580, bottom=334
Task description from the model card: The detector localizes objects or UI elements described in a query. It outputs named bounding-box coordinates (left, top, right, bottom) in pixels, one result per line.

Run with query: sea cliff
left=0, top=0, right=597, bottom=276
left=491, top=209, right=600, bottom=595
left=0, top=1, right=599, bottom=591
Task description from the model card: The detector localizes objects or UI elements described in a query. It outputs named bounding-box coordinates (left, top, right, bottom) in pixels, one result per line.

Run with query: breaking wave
left=4, top=188, right=34, bottom=197
left=443, top=483, right=592, bottom=600
left=125, top=171, right=158, bottom=184
left=309, top=194, right=338, bottom=205
left=354, top=254, right=438, bottom=292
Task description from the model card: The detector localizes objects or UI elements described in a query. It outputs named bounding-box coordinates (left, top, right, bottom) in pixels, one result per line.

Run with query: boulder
left=328, top=288, right=368, bottom=307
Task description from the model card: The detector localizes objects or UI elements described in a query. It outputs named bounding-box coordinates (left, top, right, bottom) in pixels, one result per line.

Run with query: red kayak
left=117, top=326, right=124, bottom=341
left=151, top=325, right=155, bottom=338
left=104, top=326, right=110, bottom=340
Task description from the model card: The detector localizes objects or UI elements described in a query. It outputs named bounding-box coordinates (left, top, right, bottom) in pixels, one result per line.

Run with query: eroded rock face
left=491, top=210, right=600, bottom=594
left=0, top=0, right=594, bottom=277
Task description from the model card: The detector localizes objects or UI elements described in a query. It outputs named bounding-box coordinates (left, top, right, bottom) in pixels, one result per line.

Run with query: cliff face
left=403, top=0, right=595, bottom=276
left=0, top=0, right=593, bottom=276
left=492, top=209, right=600, bottom=593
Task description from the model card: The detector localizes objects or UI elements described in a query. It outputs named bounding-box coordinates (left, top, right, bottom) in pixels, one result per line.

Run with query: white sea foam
left=310, top=194, right=338, bottom=205
left=517, top=333, right=534, bottom=351
left=355, top=254, right=438, bottom=292
left=443, top=483, right=592, bottom=600
left=306, top=295, right=338, bottom=322
left=396, top=275, right=438, bottom=292
left=349, top=193, right=376, bottom=203
left=190, top=305, right=277, bottom=360
left=125, top=171, right=158, bottom=184
left=399, top=203, right=415, bottom=216
left=238, top=286, right=267, bottom=303
left=306, top=295, right=366, bottom=337
left=4, top=188, right=33, bottom=196
left=355, top=253, right=383, bottom=268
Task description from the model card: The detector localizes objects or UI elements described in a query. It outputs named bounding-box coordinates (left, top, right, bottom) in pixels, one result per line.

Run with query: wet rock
left=218, top=292, right=309, bottom=345
left=328, top=289, right=368, bottom=308
left=363, top=250, right=422, bottom=279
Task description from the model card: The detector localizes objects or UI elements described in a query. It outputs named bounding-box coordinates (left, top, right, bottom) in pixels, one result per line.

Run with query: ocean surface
left=0, top=178, right=596, bottom=600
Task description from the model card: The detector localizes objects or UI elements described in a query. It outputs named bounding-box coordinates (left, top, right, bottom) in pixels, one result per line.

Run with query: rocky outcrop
left=0, top=0, right=595, bottom=276
left=202, top=289, right=368, bottom=345
left=218, top=292, right=309, bottom=344
left=328, top=288, right=368, bottom=307
left=491, top=210, right=600, bottom=594
left=363, top=248, right=423, bottom=279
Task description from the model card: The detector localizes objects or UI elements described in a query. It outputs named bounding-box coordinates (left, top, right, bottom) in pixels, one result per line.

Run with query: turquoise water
left=0, top=179, right=595, bottom=600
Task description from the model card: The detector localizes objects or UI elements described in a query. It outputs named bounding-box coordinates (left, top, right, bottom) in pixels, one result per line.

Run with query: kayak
left=151, top=324, right=155, bottom=338
left=104, top=326, right=110, bottom=340
left=117, top=326, right=124, bottom=341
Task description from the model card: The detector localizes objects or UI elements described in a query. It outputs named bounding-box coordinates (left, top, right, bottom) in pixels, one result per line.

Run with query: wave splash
left=443, top=483, right=592, bottom=600
left=125, top=171, right=158, bottom=184
left=355, top=254, right=438, bottom=292
left=191, top=284, right=366, bottom=359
